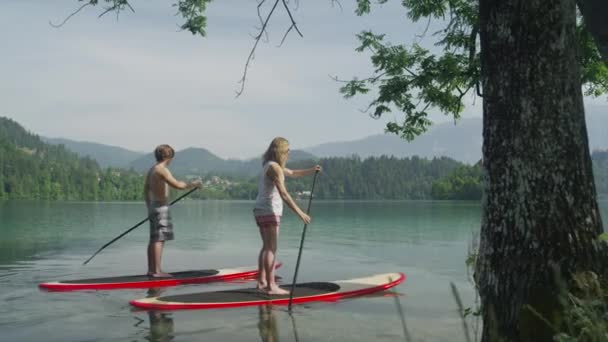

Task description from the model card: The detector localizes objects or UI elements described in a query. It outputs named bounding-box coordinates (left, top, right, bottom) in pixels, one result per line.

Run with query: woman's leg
left=261, top=224, right=288, bottom=295
left=257, top=225, right=268, bottom=290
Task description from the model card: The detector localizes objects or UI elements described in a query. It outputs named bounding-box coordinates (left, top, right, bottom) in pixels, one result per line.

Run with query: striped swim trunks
left=148, top=204, right=174, bottom=242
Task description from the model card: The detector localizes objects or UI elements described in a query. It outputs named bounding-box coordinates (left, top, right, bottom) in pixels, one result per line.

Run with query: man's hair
left=154, top=144, right=175, bottom=162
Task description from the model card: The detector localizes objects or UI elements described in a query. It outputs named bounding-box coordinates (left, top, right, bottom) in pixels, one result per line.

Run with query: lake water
left=1, top=199, right=606, bottom=341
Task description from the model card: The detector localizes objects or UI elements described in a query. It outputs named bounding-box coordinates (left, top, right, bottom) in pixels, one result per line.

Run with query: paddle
left=82, top=187, right=199, bottom=265
left=288, top=170, right=319, bottom=311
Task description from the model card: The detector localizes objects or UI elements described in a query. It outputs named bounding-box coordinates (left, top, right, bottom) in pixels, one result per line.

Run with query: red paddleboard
left=39, top=264, right=281, bottom=291
left=130, top=272, right=405, bottom=310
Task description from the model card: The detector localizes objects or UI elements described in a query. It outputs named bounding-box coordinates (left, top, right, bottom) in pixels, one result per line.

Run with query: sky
left=1, top=1, right=606, bottom=159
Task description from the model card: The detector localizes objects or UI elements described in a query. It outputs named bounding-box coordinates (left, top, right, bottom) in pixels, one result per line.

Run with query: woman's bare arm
left=283, top=165, right=322, bottom=178
left=268, top=163, right=311, bottom=224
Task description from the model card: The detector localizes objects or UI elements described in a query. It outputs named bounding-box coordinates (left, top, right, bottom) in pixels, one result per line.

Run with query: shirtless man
left=144, top=144, right=202, bottom=278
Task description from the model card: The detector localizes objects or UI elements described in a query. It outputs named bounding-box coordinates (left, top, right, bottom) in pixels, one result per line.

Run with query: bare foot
left=267, top=286, right=290, bottom=295
left=256, top=282, right=267, bottom=291
left=147, top=272, right=173, bottom=278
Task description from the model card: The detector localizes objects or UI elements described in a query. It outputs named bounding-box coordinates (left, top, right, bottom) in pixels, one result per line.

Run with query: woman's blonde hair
left=262, top=137, right=290, bottom=167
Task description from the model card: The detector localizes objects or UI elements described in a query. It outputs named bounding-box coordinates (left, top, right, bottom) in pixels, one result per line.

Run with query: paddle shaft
left=83, top=187, right=199, bottom=265
left=288, top=170, right=319, bottom=311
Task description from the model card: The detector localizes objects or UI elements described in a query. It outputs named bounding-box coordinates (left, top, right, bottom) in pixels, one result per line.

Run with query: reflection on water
left=146, top=311, right=174, bottom=342
left=258, top=305, right=279, bottom=342
left=393, top=292, right=413, bottom=342
left=145, top=288, right=174, bottom=342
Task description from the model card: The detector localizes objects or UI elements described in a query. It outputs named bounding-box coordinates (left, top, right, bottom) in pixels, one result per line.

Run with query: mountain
left=41, top=137, right=144, bottom=169
left=128, top=147, right=317, bottom=176
left=305, top=118, right=483, bottom=164
left=33, top=105, right=607, bottom=170
left=129, top=147, right=236, bottom=175
left=305, top=107, right=608, bottom=164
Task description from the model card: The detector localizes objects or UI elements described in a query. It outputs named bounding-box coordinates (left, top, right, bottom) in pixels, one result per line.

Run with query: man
left=144, top=144, right=202, bottom=277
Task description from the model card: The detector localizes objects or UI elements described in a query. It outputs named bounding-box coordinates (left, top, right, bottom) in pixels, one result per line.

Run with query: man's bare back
left=145, top=164, right=170, bottom=205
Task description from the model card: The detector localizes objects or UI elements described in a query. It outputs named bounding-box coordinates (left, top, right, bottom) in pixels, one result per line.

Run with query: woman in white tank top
left=253, top=137, right=321, bottom=295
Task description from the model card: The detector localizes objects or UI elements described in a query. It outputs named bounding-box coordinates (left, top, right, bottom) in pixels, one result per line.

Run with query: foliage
left=430, top=153, right=608, bottom=201
left=191, top=155, right=465, bottom=200
left=0, top=117, right=142, bottom=201
left=431, top=163, right=483, bottom=200
left=343, top=0, right=608, bottom=140
left=285, top=155, right=461, bottom=199
left=520, top=271, right=608, bottom=341
left=65, top=0, right=212, bottom=36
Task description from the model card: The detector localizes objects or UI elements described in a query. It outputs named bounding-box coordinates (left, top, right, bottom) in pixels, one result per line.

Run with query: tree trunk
left=477, top=0, right=605, bottom=340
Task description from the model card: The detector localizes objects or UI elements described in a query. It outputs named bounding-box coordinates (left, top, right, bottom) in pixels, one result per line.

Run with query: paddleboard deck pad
left=130, top=272, right=405, bottom=310
left=39, top=264, right=281, bottom=291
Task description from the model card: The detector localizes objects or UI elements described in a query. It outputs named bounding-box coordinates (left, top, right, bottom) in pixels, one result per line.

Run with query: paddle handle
left=288, top=170, right=319, bottom=311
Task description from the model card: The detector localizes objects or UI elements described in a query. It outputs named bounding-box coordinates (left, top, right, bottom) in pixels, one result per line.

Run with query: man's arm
left=159, top=168, right=201, bottom=190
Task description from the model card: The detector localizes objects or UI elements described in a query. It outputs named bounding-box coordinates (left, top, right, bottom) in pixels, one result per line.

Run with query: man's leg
left=147, top=241, right=155, bottom=275
left=150, top=241, right=171, bottom=277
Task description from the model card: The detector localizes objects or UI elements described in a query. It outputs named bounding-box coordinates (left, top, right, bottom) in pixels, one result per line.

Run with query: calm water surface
left=1, top=200, right=605, bottom=341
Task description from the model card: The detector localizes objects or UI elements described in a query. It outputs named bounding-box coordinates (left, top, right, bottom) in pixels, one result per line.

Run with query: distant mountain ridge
left=304, top=107, right=608, bottom=163
left=41, top=134, right=319, bottom=176
left=42, top=137, right=144, bottom=169
left=128, top=148, right=317, bottom=176
left=304, top=119, right=483, bottom=164
left=39, top=106, right=607, bottom=169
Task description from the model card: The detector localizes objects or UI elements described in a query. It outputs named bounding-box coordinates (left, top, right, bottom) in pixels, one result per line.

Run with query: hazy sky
left=1, top=1, right=606, bottom=158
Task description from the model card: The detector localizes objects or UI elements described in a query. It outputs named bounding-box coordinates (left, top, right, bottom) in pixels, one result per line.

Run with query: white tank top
left=254, top=161, right=283, bottom=216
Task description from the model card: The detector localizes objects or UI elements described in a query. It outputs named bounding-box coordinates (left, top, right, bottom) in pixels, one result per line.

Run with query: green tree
left=343, top=2, right=608, bottom=339
left=432, top=164, right=483, bottom=200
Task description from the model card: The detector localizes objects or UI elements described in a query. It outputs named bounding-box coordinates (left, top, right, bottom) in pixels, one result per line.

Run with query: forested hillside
left=224, top=156, right=465, bottom=200
left=0, top=117, right=141, bottom=200
left=2, top=117, right=605, bottom=201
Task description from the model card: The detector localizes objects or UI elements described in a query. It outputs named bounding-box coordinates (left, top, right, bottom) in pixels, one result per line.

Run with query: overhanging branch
left=236, top=0, right=305, bottom=97
left=50, top=2, right=93, bottom=28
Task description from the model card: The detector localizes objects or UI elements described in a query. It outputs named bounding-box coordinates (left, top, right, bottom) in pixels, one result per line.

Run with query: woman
left=253, top=137, right=321, bottom=295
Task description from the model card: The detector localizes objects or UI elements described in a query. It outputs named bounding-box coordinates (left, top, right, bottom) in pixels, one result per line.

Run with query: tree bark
left=477, top=0, right=605, bottom=340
